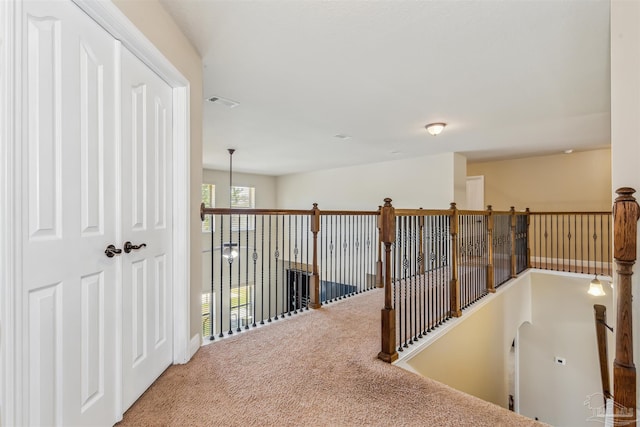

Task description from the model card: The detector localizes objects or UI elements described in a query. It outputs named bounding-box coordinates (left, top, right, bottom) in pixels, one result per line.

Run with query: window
left=231, top=186, right=255, bottom=231
left=201, top=183, right=215, bottom=232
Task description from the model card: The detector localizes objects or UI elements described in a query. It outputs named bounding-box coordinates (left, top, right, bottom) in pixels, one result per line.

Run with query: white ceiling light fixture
left=564, top=149, right=574, bottom=154
left=334, top=134, right=352, bottom=140
left=425, top=122, right=447, bottom=136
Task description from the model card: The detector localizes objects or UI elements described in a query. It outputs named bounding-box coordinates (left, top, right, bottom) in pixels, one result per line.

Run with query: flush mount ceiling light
left=588, top=275, right=606, bottom=296
left=425, top=122, right=447, bottom=136
left=334, top=134, right=352, bottom=140
left=207, top=95, right=239, bottom=109
left=564, top=149, right=574, bottom=154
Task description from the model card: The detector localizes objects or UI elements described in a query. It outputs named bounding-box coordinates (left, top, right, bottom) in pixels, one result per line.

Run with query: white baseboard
left=189, top=334, right=201, bottom=360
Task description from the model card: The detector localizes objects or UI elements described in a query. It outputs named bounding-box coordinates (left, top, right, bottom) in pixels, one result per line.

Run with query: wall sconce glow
left=588, top=276, right=606, bottom=296
left=222, top=242, right=239, bottom=260
left=425, top=122, right=447, bottom=136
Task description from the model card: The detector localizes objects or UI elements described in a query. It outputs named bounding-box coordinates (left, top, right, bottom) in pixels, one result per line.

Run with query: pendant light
left=222, top=148, right=239, bottom=260
left=588, top=275, right=605, bottom=296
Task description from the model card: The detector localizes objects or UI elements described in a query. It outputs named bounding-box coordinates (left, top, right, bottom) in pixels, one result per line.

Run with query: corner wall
left=467, top=149, right=612, bottom=211
left=276, top=152, right=467, bottom=210
left=112, top=0, right=204, bottom=342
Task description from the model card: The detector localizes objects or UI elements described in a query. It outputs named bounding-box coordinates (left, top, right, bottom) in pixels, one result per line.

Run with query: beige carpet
left=119, top=289, right=543, bottom=426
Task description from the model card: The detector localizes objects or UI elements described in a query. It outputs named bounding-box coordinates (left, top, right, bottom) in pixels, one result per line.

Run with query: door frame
left=0, top=1, right=192, bottom=425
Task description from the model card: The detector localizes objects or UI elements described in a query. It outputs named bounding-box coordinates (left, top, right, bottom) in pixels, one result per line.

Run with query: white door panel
left=120, top=46, right=173, bottom=411
left=21, top=1, right=117, bottom=425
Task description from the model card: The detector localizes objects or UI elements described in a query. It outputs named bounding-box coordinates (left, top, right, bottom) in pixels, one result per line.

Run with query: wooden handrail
left=613, top=187, right=639, bottom=425
left=594, top=304, right=612, bottom=403
left=529, top=211, right=612, bottom=215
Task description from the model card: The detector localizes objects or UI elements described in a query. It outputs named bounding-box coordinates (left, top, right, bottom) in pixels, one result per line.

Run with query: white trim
left=189, top=334, right=201, bottom=359
left=0, top=1, right=19, bottom=425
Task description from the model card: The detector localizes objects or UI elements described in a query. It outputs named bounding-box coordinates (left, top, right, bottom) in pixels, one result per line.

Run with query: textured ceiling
left=160, top=0, right=611, bottom=176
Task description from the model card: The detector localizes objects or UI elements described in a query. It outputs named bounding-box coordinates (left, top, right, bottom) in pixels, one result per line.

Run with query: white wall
left=611, top=0, right=640, bottom=403
left=276, top=152, right=467, bottom=210
left=519, top=272, right=614, bottom=426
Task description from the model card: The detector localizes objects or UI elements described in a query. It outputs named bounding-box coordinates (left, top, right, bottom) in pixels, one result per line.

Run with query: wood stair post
left=486, top=205, right=495, bottom=293
left=450, top=202, right=462, bottom=317
left=510, top=206, right=517, bottom=278
left=309, top=203, right=321, bottom=309
left=378, top=198, right=398, bottom=363
left=613, top=187, right=639, bottom=425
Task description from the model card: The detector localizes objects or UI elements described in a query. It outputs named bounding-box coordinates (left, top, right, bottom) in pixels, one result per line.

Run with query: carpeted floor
left=118, top=289, right=544, bottom=426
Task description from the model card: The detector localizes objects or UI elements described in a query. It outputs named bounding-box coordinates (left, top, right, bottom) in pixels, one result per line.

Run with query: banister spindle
left=378, top=198, right=398, bottom=363
left=376, top=205, right=383, bottom=288
left=309, top=203, right=321, bottom=309
left=613, top=187, right=639, bottom=425
left=449, top=202, right=462, bottom=317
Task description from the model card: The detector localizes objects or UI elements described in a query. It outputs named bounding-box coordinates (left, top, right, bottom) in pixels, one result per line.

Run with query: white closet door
left=21, top=1, right=118, bottom=425
left=120, top=46, right=174, bottom=411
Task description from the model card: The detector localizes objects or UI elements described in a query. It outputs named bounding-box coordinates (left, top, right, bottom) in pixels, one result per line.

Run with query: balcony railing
left=201, top=202, right=614, bottom=358
left=200, top=205, right=380, bottom=340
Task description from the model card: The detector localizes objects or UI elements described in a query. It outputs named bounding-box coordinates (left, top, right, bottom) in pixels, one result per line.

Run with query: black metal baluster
left=219, top=216, right=225, bottom=338
left=209, top=215, right=215, bottom=340
left=287, top=215, right=292, bottom=316
left=260, top=216, right=266, bottom=324
left=281, top=215, right=286, bottom=319
left=245, top=214, right=251, bottom=329
left=268, top=217, right=273, bottom=322
left=254, top=216, right=260, bottom=326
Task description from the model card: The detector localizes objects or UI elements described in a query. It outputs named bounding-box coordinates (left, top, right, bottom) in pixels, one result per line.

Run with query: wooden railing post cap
left=487, top=205, right=492, bottom=212
left=383, top=198, right=393, bottom=207
left=312, top=203, right=319, bottom=210
left=200, top=202, right=205, bottom=221
left=510, top=206, right=515, bottom=213
left=615, top=187, right=637, bottom=202
left=450, top=202, right=457, bottom=210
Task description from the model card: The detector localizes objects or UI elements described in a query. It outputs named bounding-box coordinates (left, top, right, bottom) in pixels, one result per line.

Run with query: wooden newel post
left=486, top=205, right=495, bottom=293
left=450, top=202, right=462, bottom=317
left=309, top=203, right=322, bottom=309
left=376, top=205, right=384, bottom=288
left=613, top=187, right=639, bottom=425
left=510, top=206, right=517, bottom=278
left=378, top=198, right=398, bottom=363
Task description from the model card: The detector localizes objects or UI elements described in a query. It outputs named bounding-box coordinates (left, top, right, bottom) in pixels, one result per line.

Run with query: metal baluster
left=219, top=216, right=225, bottom=338
left=280, top=215, right=284, bottom=319
left=268, top=217, right=273, bottom=322
left=260, top=215, right=264, bottom=325
left=251, top=216, right=262, bottom=328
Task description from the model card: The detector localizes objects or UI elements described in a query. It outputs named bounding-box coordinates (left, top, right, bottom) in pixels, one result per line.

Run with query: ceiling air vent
left=207, top=96, right=239, bottom=109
